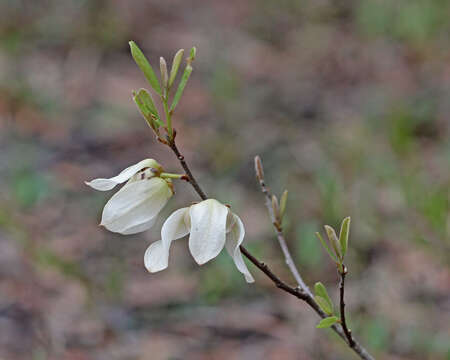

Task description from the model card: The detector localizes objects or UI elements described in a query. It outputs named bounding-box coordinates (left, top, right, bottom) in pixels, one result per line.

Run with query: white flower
left=85, top=159, right=173, bottom=235
left=144, top=199, right=254, bottom=283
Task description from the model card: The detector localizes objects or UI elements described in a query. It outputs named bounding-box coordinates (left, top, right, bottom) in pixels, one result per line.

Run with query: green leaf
left=160, top=56, right=168, bottom=92
left=169, top=49, right=184, bottom=88
left=136, top=89, right=158, bottom=116
left=133, top=89, right=162, bottom=129
left=316, top=232, right=338, bottom=262
left=279, top=190, right=288, bottom=221
left=339, top=217, right=351, bottom=257
left=314, top=282, right=334, bottom=315
left=271, top=195, right=279, bottom=219
left=325, top=225, right=341, bottom=260
left=315, top=296, right=333, bottom=315
left=189, top=46, right=197, bottom=61
left=170, top=63, right=192, bottom=112
left=129, top=41, right=161, bottom=95
left=316, top=316, right=339, bottom=328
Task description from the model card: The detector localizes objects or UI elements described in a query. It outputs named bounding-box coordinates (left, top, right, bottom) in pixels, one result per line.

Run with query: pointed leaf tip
left=339, top=217, right=351, bottom=257
left=169, top=49, right=184, bottom=88
left=189, top=46, right=197, bottom=60
left=129, top=41, right=162, bottom=95
left=170, top=61, right=193, bottom=112
left=271, top=195, right=279, bottom=219
left=160, top=57, right=168, bottom=91
left=254, top=156, right=264, bottom=180
left=324, top=225, right=341, bottom=260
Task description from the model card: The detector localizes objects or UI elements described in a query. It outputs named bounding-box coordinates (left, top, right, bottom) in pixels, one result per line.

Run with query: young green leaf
left=271, top=195, right=280, bottom=220
left=316, top=232, right=338, bottom=262
left=170, top=63, right=192, bottom=112
left=314, top=282, right=334, bottom=315
left=160, top=56, right=168, bottom=93
left=189, top=46, right=197, bottom=61
left=136, top=89, right=158, bottom=116
left=279, top=190, right=288, bottom=221
left=169, top=49, right=184, bottom=88
left=315, top=296, right=333, bottom=315
left=316, top=316, right=339, bottom=328
left=339, top=217, right=351, bottom=257
left=325, top=225, right=341, bottom=261
left=129, top=41, right=161, bottom=95
left=133, top=89, right=162, bottom=129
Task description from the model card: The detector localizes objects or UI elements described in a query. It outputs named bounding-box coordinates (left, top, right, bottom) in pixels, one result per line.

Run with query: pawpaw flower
left=144, top=199, right=254, bottom=283
left=85, top=159, right=173, bottom=235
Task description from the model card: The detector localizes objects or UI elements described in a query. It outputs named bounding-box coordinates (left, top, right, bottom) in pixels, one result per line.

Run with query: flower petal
left=121, top=216, right=157, bottom=235
left=143, top=209, right=190, bottom=274
left=225, top=214, right=254, bottom=283
left=100, top=177, right=171, bottom=234
left=85, top=159, right=160, bottom=191
left=144, top=240, right=168, bottom=272
left=188, top=199, right=228, bottom=265
left=161, top=207, right=190, bottom=249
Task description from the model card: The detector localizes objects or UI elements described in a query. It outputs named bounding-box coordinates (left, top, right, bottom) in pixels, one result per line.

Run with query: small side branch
left=339, top=265, right=355, bottom=347
left=166, top=137, right=374, bottom=360
left=254, top=156, right=312, bottom=297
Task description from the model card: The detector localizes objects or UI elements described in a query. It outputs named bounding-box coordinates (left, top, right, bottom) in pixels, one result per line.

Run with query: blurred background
left=1, top=0, right=449, bottom=359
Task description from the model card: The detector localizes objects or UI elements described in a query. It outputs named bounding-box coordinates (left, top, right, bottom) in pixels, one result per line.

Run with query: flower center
left=129, top=167, right=162, bottom=183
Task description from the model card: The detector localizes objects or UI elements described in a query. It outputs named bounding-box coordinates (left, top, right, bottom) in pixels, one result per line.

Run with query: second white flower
left=144, top=199, right=254, bottom=283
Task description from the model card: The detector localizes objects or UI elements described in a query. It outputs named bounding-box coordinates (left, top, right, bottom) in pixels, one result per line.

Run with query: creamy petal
left=85, top=159, right=160, bottom=191
left=143, top=208, right=190, bottom=273
left=144, top=240, right=168, bottom=272
left=225, top=214, right=254, bottom=283
left=188, top=199, right=228, bottom=265
left=161, top=207, right=190, bottom=250
left=121, top=216, right=157, bottom=235
left=100, top=177, right=172, bottom=234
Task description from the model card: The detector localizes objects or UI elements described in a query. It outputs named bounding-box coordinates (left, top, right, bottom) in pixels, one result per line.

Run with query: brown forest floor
left=0, top=1, right=449, bottom=359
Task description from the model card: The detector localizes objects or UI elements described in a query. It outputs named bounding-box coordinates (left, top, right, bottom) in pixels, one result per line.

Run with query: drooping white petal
left=225, top=214, right=254, bottom=283
left=100, top=177, right=172, bottom=234
left=161, top=207, right=190, bottom=250
left=144, top=208, right=191, bottom=273
left=85, top=159, right=160, bottom=191
left=188, top=199, right=228, bottom=265
left=144, top=240, right=168, bottom=272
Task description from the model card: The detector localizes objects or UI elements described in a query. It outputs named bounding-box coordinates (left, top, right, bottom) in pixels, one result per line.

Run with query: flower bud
left=160, top=56, right=168, bottom=92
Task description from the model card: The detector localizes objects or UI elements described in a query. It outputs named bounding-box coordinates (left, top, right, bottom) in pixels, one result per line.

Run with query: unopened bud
left=187, top=46, right=197, bottom=65
left=324, top=225, right=341, bottom=261
left=160, top=56, right=168, bottom=92
left=169, top=49, right=184, bottom=88
left=272, top=195, right=280, bottom=220
left=254, top=155, right=264, bottom=181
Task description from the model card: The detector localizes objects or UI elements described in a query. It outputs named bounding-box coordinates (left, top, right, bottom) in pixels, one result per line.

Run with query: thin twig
left=165, top=136, right=374, bottom=360
left=339, top=265, right=355, bottom=347
left=254, top=156, right=312, bottom=297
left=239, top=247, right=374, bottom=360
left=168, top=131, right=207, bottom=201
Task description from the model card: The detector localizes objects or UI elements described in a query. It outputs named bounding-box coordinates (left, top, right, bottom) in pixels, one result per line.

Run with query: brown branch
left=168, top=131, right=207, bottom=201
left=240, top=246, right=373, bottom=360
left=339, top=265, right=355, bottom=347
left=165, top=135, right=374, bottom=360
